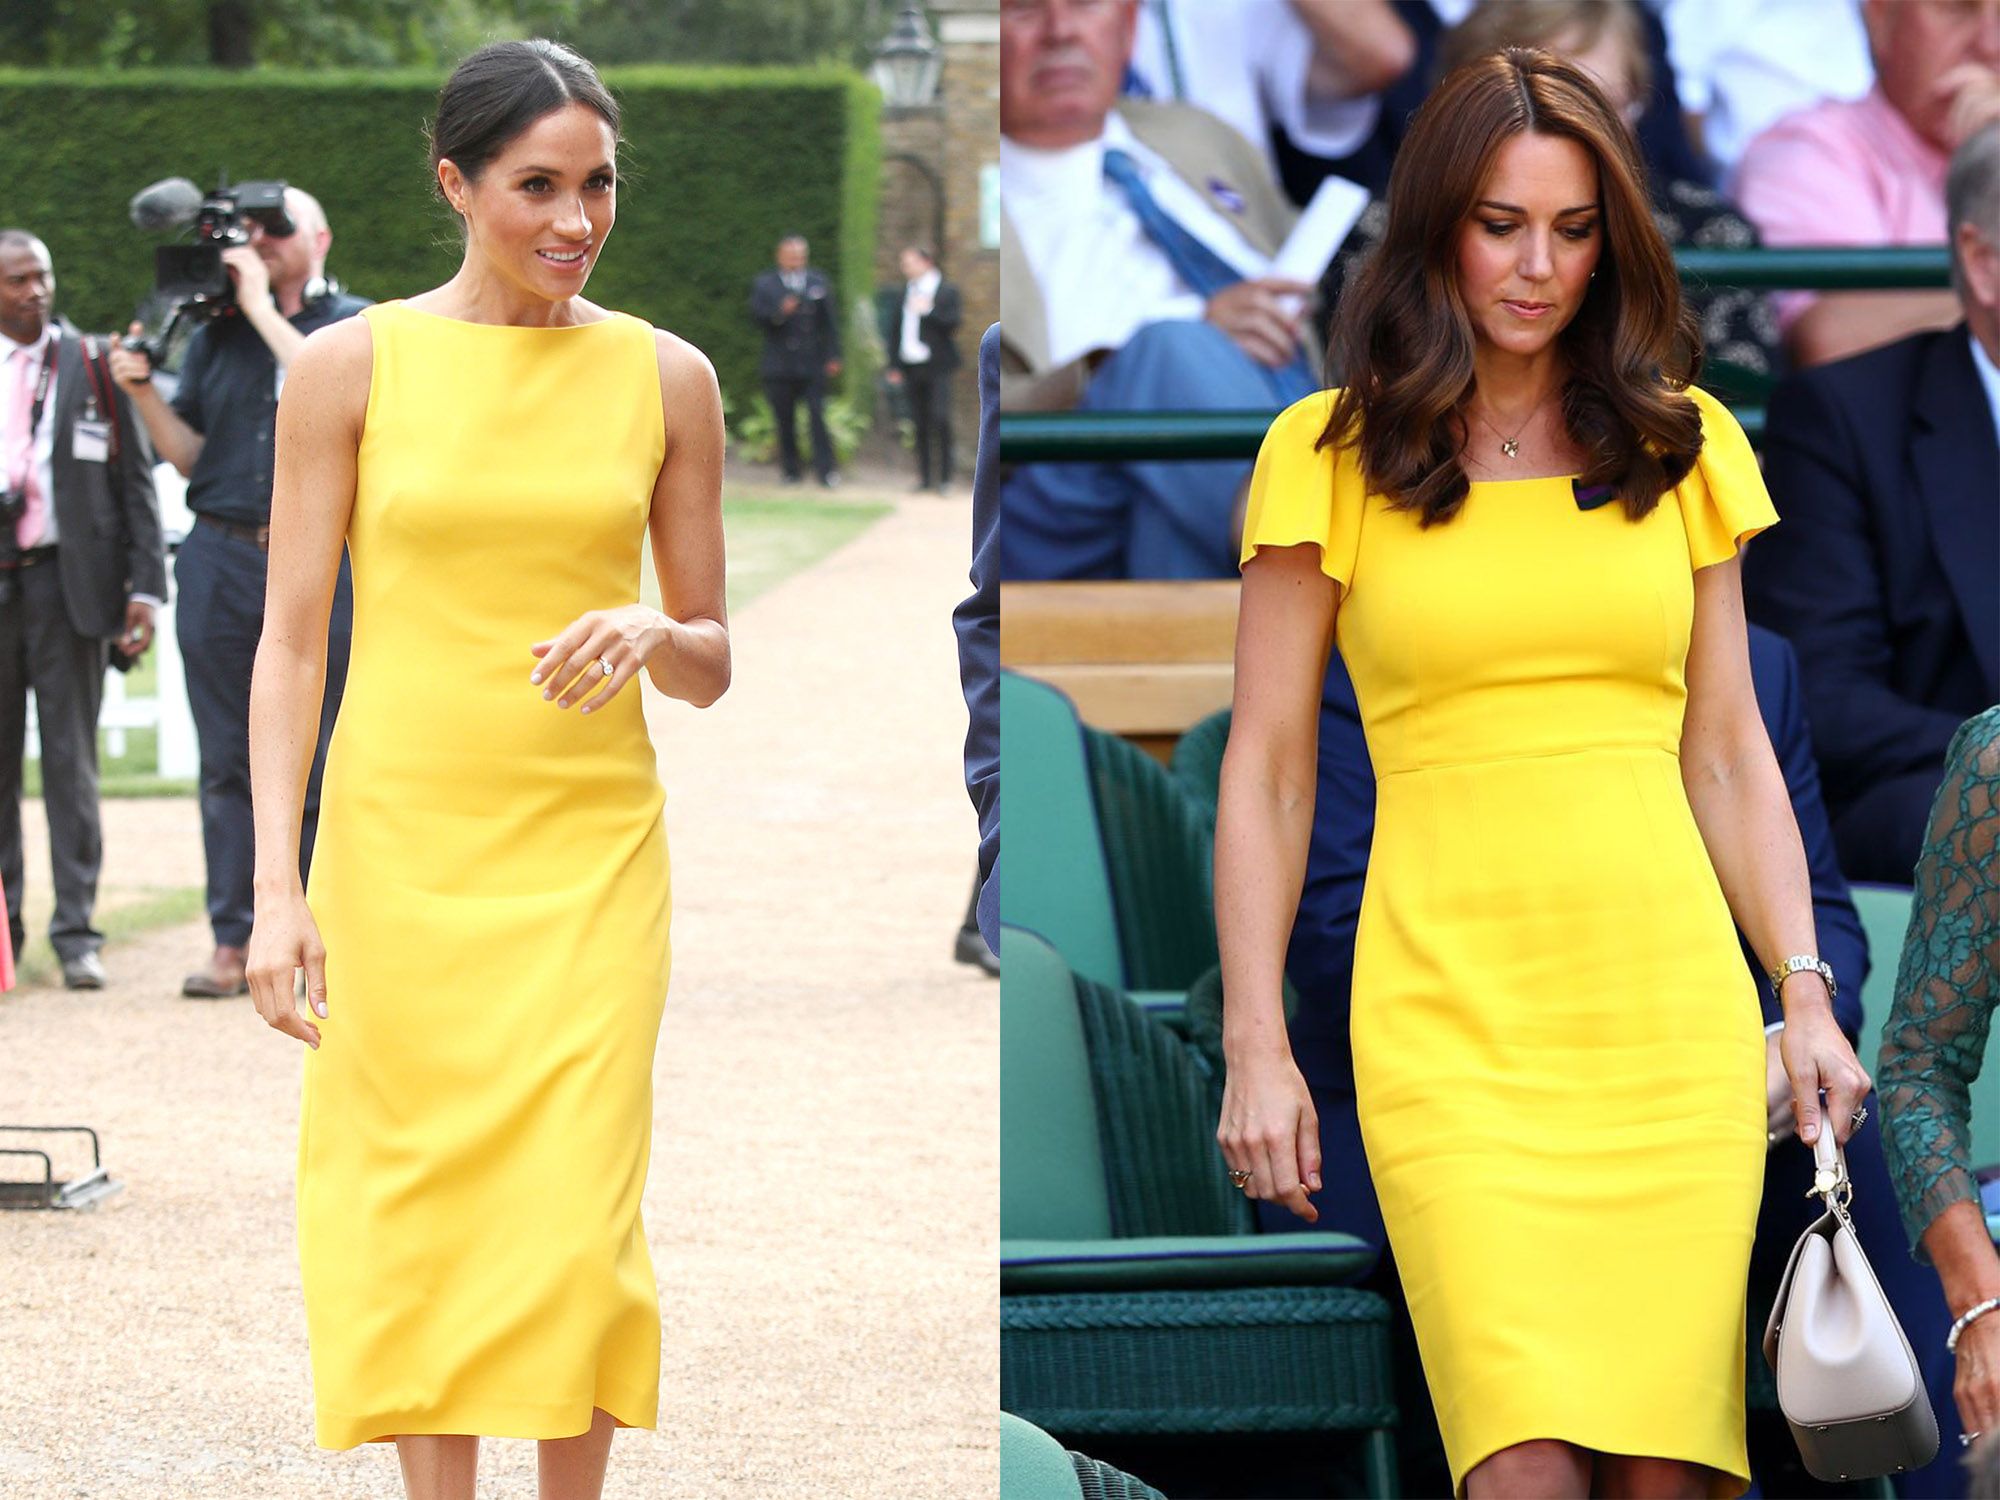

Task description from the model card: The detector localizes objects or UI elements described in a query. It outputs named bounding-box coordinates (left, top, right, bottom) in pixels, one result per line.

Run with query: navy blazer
left=956, top=325, right=1001, bottom=951
left=1747, top=324, right=2000, bottom=884
left=1260, top=623, right=1867, bottom=1246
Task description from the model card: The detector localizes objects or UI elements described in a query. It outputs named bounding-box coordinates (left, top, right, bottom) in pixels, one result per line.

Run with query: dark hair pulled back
left=428, top=38, right=620, bottom=204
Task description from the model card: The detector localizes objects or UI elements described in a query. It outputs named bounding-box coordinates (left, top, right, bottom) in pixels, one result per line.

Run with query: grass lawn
left=29, top=486, right=891, bottom=799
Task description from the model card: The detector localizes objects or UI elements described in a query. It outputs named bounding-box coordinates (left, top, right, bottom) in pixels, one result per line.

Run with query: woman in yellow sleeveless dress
left=1215, top=53, right=1870, bottom=1499
left=242, top=43, right=727, bottom=1499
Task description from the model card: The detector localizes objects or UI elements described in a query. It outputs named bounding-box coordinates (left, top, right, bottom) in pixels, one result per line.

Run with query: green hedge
left=0, top=66, right=879, bottom=412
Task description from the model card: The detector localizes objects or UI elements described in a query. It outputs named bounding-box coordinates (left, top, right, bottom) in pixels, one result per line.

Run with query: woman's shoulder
left=1945, top=706, right=2000, bottom=784
left=645, top=324, right=719, bottom=405
left=1261, top=387, right=1343, bottom=456
left=288, top=314, right=374, bottom=394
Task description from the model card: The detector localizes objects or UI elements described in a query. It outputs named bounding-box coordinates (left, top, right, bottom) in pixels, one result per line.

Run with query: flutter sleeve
left=1676, top=384, right=1779, bottom=570
left=1238, top=390, right=1362, bottom=591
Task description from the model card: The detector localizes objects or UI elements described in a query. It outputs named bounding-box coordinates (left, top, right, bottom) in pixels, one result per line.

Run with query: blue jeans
left=175, top=520, right=352, bottom=947
left=1001, top=320, right=1316, bottom=580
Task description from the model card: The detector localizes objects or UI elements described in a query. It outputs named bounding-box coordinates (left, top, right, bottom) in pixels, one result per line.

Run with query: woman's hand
left=247, top=892, right=326, bottom=1050
left=1763, top=1032, right=1794, bottom=1148
left=1777, top=992, right=1872, bottom=1145
left=1217, top=1047, right=1322, bottom=1223
left=530, top=604, right=671, bottom=713
left=1957, top=1310, right=2000, bottom=1447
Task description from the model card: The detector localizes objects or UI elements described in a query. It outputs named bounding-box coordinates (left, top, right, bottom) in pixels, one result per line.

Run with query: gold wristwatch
left=1767, top=954, right=1837, bottom=1003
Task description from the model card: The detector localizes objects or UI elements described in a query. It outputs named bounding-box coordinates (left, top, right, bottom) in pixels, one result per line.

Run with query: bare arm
left=107, top=326, right=206, bottom=478
left=1214, top=544, right=1338, bottom=1222
left=251, top=318, right=367, bottom=894
left=1679, top=556, right=1870, bottom=1142
left=643, top=332, right=730, bottom=707
left=1786, top=290, right=1963, bottom=369
left=244, top=316, right=371, bottom=1047
left=1290, top=0, right=1417, bottom=101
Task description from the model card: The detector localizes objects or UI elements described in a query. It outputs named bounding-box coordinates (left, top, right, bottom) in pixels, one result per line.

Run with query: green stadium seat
left=1002, top=671, right=1124, bottom=989
left=1168, top=706, right=1231, bottom=823
left=1000, top=927, right=1398, bottom=1496
left=1082, top=724, right=1218, bottom=994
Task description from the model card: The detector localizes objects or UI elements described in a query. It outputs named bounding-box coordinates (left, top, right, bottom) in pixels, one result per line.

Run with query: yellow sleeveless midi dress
left=1240, top=386, right=1774, bottom=1498
left=298, top=300, right=671, bottom=1447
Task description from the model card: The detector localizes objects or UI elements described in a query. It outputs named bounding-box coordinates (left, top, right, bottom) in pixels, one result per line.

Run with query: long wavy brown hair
left=1323, top=47, right=1701, bottom=525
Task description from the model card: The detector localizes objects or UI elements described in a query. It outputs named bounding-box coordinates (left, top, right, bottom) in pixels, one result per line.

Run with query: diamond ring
left=1850, top=1106, right=1868, bottom=1129
left=1228, top=1168, right=1252, bottom=1189
left=599, top=658, right=615, bottom=677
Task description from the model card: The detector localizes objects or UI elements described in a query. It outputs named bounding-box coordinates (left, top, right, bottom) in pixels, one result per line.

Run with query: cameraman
left=109, top=186, right=368, bottom=1000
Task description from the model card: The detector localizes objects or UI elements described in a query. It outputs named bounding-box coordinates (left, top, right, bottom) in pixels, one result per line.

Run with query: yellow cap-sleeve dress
left=1240, top=386, right=1775, bottom=1497
left=297, top=300, right=673, bottom=1447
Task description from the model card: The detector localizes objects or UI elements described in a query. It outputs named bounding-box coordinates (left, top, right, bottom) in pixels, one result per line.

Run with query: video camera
left=125, top=175, right=294, bottom=364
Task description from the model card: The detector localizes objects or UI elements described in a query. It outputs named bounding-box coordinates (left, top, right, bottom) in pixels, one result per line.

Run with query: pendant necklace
left=1472, top=390, right=1552, bottom=460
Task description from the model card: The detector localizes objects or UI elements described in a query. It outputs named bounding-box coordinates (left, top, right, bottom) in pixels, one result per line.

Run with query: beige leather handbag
left=1762, top=1126, right=1939, bottom=1483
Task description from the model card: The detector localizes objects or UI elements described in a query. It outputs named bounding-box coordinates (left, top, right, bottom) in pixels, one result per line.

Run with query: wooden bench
left=1000, top=581, right=1239, bottom=761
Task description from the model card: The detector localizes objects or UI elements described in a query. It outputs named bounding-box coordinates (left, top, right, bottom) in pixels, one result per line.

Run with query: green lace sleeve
left=1878, top=706, right=2000, bottom=1259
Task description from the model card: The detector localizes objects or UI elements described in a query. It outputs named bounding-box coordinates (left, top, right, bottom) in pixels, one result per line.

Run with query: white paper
left=1268, top=175, right=1371, bottom=308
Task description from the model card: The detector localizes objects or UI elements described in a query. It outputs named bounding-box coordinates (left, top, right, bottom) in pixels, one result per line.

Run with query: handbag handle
left=1809, top=1120, right=1853, bottom=1211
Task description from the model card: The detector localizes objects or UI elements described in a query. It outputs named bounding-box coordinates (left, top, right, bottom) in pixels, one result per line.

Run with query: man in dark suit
left=748, top=234, right=842, bottom=489
left=1261, top=624, right=1954, bottom=1493
left=954, top=325, right=1000, bottom=960
left=1745, top=126, right=2000, bottom=885
left=0, top=230, right=165, bottom=988
left=886, top=244, right=962, bottom=494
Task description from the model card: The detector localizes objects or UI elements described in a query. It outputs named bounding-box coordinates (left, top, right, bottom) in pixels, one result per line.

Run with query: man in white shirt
left=0, top=230, right=166, bottom=989
left=1125, top=0, right=1419, bottom=193
left=999, top=0, right=1319, bottom=579
left=886, top=244, right=962, bottom=493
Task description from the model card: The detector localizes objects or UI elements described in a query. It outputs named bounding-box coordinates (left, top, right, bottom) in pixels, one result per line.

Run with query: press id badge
left=71, top=421, right=110, bottom=464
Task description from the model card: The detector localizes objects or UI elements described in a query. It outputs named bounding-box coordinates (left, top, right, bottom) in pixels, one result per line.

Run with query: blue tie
left=1102, top=147, right=1314, bottom=399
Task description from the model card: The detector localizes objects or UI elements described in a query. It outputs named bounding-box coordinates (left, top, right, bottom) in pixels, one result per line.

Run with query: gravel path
left=0, top=489, right=997, bottom=1498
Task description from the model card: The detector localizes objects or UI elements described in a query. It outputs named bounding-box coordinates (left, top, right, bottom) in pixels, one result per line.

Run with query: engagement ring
left=1228, top=1168, right=1252, bottom=1189
left=599, top=658, right=614, bottom=677
left=1850, top=1106, right=1868, bottom=1129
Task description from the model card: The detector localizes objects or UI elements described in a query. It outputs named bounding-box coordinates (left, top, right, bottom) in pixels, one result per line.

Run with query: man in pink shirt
left=1736, top=0, right=2000, bottom=366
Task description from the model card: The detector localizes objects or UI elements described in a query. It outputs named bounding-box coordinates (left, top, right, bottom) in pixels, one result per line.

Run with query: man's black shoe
left=954, top=927, right=998, bottom=977
left=61, top=952, right=107, bottom=990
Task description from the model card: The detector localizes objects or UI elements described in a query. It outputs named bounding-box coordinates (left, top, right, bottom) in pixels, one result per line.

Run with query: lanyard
left=8, top=338, right=55, bottom=491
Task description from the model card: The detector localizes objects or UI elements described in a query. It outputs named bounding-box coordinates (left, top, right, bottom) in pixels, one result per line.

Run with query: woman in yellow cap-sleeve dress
left=240, top=41, right=727, bottom=1500
left=1215, top=52, right=1871, bottom=1500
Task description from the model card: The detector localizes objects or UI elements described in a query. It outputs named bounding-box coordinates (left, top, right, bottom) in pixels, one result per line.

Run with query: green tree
left=0, top=0, right=582, bottom=68
left=551, top=0, right=889, bottom=68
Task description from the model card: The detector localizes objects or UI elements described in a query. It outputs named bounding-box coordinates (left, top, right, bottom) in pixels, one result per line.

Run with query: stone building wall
left=872, top=0, right=998, bottom=467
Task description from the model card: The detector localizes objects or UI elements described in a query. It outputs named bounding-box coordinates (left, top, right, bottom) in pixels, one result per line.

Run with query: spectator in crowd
left=1655, top=0, right=1874, bottom=187
left=954, top=325, right=1000, bottom=960
left=1261, top=624, right=1959, bottom=1494
left=108, top=186, right=368, bottom=999
left=1123, top=0, right=1418, bottom=199
left=0, top=230, right=165, bottom=990
left=747, top=234, right=842, bottom=490
left=1734, top=0, right=2000, bottom=366
left=885, top=244, right=961, bottom=494
left=1877, top=706, right=2000, bottom=1484
left=999, top=0, right=1316, bottom=580
left=1745, top=121, right=2000, bottom=886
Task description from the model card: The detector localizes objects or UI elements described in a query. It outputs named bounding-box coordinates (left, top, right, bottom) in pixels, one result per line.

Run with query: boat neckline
left=387, top=299, right=623, bottom=331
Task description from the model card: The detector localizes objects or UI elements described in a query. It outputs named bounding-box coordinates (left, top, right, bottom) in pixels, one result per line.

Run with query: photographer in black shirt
left=109, top=185, right=368, bottom=999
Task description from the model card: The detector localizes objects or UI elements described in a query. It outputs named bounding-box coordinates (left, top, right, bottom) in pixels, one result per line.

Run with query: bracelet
left=1948, top=1297, right=2000, bottom=1353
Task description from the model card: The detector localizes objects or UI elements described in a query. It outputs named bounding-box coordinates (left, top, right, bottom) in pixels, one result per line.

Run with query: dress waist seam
left=1375, top=744, right=1681, bottom=778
